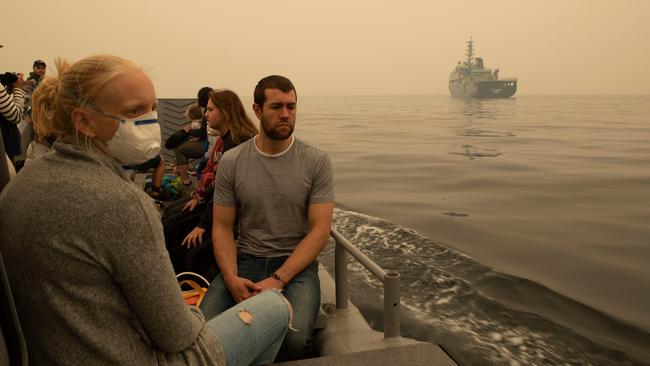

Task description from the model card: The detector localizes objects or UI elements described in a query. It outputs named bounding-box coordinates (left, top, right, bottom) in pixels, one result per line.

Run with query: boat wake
left=321, top=208, right=650, bottom=365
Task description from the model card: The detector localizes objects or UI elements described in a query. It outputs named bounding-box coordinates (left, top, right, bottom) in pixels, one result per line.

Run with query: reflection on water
left=447, top=98, right=518, bottom=159
left=448, top=144, right=502, bottom=159
left=451, top=97, right=518, bottom=119
left=456, top=128, right=516, bottom=138
left=442, top=211, right=469, bottom=217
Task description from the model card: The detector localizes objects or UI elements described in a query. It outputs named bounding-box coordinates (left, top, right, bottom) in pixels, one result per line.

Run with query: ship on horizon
left=449, top=38, right=517, bottom=98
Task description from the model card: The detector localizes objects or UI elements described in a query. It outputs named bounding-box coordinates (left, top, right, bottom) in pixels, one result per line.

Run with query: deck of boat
left=275, top=266, right=457, bottom=365
left=277, top=342, right=456, bottom=365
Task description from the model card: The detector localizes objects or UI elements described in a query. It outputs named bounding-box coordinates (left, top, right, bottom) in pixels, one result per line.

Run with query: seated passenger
left=126, top=154, right=169, bottom=200
left=200, top=75, right=335, bottom=361
left=163, top=89, right=258, bottom=279
left=24, top=82, right=59, bottom=165
left=0, top=55, right=290, bottom=366
left=0, top=72, right=26, bottom=165
left=1, top=80, right=24, bottom=175
left=173, top=90, right=209, bottom=186
left=185, top=103, right=203, bottom=131
left=192, top=87, right=215, bottom=181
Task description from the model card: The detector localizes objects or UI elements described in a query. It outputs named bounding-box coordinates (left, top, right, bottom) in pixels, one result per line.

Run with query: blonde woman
left=23, top=77, right=56, bottom=164
left=0, top=55, right=290, bottom=366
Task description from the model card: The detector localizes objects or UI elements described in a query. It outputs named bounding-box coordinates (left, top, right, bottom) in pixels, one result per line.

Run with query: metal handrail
left=330, top=228, right=401, bottom=339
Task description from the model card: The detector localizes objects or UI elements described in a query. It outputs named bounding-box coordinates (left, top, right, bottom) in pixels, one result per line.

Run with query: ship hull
left=449, top=79, right=517, bottom=98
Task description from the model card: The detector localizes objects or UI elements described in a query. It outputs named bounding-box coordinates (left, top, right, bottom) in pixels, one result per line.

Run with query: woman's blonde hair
left=30, top=77, right=56, bottom=143
left=31, top=55, right=140, bottom=142
left=208, top=89, right=258, bottom=145
left=185, top=103, right=203, bottom=120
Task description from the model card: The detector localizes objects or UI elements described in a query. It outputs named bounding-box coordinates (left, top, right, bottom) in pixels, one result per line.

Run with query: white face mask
left=106, top=111, right=161, bottom=166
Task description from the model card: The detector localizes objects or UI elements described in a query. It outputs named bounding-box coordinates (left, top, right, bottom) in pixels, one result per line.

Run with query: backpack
left=143, top=174, right=184, bottom=199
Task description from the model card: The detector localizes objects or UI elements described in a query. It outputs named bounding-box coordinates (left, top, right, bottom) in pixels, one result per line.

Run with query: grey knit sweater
left=0, top=139, right=224, bottom=365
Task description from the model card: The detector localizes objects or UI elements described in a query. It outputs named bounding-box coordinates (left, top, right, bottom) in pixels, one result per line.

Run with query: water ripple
left=323, top=208, right=650, bottom=365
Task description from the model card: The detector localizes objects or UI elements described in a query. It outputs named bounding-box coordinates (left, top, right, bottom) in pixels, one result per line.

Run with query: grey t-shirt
left=213, top=136, right=335, bottom=257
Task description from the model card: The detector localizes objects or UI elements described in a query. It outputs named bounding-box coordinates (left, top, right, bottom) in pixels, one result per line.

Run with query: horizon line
left=157, top=93, right=650, bottom=99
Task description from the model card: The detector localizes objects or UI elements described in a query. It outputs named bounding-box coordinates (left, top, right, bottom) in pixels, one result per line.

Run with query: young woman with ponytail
left=163, top=89, right=258, bottom=278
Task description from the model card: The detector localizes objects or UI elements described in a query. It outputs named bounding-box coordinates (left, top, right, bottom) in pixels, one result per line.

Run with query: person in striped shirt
left=0, top=73, right=26, bottom=163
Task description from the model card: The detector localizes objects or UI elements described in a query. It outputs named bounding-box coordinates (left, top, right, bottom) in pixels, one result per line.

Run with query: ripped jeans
left=205, top=290, right=290, bottom=366
left=201, top=255, right=321, bottom=361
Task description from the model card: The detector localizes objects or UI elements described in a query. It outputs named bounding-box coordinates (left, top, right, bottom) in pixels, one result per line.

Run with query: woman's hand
left=181, top=227, right=205, bottom=248
left=182, top=197, right=199, bottom=212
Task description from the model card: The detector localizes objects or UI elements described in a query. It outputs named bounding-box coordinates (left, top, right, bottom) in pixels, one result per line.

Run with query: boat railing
left=330, top=228, right=401, bottom=339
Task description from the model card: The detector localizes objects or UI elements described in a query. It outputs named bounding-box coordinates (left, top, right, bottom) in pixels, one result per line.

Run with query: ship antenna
left=465, top=36, right=474, bottom=67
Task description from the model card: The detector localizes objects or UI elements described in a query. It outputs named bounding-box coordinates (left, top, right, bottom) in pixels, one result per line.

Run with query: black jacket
left=0, top=114, right=21, bottom=158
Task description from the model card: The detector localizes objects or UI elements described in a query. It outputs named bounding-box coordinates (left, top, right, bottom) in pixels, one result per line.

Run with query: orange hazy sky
left=2, top=0, right=649, bottom=97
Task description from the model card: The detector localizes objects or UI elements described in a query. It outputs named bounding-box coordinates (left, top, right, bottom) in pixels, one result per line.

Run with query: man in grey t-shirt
left=200, top=75, right=334, bottom=361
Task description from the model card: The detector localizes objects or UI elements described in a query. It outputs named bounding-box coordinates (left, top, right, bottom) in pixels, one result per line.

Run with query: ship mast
left=465, top=37, right=474, bottom=68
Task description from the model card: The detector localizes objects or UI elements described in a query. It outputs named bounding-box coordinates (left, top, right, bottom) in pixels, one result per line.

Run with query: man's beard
left=261, top=118, right=294, bottom=141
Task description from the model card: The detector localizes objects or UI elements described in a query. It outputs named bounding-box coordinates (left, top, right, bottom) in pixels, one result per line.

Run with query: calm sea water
left=292, top=95, right=650, bottom=365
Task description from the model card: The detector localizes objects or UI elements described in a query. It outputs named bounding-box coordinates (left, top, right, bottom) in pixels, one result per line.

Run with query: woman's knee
left=257, top=290, right=293, bottom=326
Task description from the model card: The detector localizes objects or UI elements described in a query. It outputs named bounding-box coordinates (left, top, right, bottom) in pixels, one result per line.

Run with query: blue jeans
left=200, top=255, right=321, bottom=361
left=205, top=290, right=289, bottom=366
